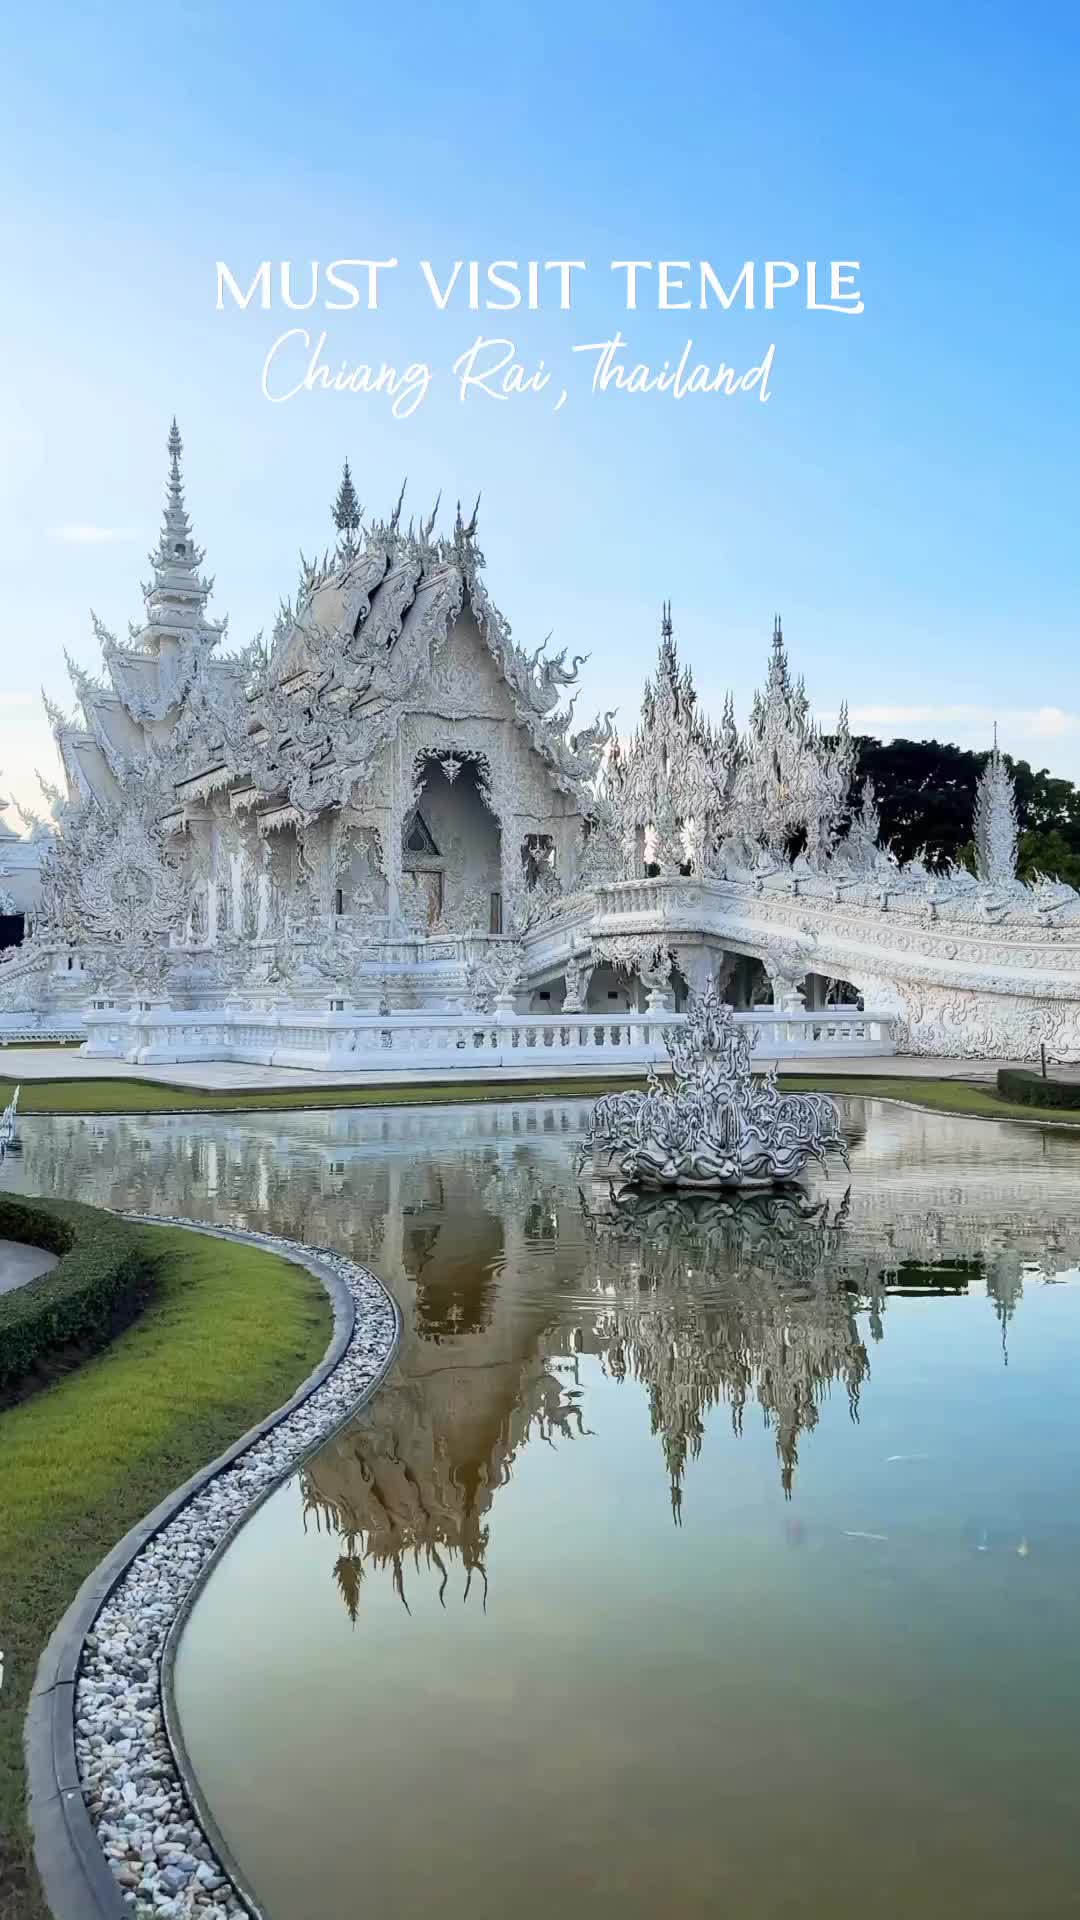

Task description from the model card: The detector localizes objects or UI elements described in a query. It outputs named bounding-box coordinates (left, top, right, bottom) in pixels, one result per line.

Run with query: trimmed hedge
left=0, top=1195, right=151, bottom=1391
left=996, top=1067, right=1080, bottom=1110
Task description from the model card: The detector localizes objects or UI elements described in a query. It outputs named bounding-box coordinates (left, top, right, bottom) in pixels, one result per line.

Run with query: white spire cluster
left=608, top=610, right=855, bottom=877
left=733, top=617, right=854, bottom=860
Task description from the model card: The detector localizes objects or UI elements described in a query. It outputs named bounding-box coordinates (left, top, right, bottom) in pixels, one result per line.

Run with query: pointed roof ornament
left=389, top=478, right=407, bottom=532
left=42, top=688, right=71, bottom=734
left=420, top=491, right=441, bottom=544
left=455, top=492, right=481, bottom=544
left=135, top=418, right=224, bottom=653
left=332, top=458, right=362, bottom=559
left=661, top=599, right=673, bottom=641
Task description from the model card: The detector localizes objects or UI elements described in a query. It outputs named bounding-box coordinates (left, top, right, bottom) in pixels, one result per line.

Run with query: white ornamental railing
left=80, top=1004, right=895, bottom=1073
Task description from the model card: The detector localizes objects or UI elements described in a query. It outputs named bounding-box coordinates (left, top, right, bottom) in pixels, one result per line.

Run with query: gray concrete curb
left=23, top=1215, right=401, bottom=1920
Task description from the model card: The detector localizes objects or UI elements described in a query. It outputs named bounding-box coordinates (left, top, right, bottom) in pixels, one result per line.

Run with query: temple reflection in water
left=6, top=1097, right=1079, bottom=1619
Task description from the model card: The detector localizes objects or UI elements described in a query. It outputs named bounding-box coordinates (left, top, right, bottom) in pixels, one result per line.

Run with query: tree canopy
left=845, top=738, right=1080, bottom=886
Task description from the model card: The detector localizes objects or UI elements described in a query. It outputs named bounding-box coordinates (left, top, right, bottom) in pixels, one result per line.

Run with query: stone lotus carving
left=582, top=984, right=849, bottom=1190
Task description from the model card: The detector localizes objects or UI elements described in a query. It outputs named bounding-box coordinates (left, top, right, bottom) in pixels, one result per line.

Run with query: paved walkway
left=0, top=1236, right=58, bottom=1295
left=0, top=1046, right=1010, bottom=1092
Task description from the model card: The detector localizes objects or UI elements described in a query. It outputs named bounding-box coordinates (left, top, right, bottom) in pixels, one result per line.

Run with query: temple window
left=490, top=892, right=503, bottom=934
left=403, top=811, right=439, bottom=858
left=334, top=887, right=344, bottom=915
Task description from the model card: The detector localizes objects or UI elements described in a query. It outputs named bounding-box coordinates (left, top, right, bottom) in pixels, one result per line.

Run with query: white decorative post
left=975, top=729, right=1019, bottom=888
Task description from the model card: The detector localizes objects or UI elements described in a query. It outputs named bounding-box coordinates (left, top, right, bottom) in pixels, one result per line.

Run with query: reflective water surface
left=6, top=1099, right=1080, bottom=1919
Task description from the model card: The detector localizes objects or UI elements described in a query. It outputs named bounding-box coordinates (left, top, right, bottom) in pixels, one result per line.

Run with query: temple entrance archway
left=406, top=756, right=502, bottom=932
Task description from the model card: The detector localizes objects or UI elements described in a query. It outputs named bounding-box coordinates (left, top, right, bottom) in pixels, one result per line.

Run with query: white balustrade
left=79, top=1003, right=895, bottom=1074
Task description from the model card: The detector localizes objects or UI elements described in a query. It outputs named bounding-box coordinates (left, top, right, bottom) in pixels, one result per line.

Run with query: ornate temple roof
left=258, top=478, right=613, bottom=811
left=45, top=437, right=612, bottom=825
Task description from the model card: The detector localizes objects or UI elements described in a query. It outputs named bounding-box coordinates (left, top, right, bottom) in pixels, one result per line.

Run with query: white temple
left=5, top=422, right=1080, bottom=1063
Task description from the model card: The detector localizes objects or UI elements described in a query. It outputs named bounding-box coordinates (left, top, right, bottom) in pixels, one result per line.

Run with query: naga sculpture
left=581, top=982, right=848, bottom=1190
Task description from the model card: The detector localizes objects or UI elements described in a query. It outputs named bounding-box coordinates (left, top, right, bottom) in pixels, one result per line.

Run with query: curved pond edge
left=25, top=1215, right=401, bottom=1920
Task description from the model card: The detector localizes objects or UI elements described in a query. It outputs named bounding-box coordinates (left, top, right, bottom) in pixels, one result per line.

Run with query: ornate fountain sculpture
left=581, top=985, right=848, bottom=1190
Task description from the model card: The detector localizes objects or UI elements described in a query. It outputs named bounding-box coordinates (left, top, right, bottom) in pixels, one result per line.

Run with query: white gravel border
left=72, top=1217, right=398, bottom=1919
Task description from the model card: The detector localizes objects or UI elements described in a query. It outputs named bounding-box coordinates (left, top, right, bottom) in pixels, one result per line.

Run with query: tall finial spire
left=138, top=420, right=223, bottom=653
left=152, top=417, right=200, bottom=572
left=974, top=730, right=1019, bottom=888
left=332, top=458, right=362, bottom=563
left=661, top=600, right=673, bottom=641
left=167, top=416, right=183, bottom=488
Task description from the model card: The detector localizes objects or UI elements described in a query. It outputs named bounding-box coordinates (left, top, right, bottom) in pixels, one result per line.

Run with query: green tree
left=848, top=739, right=1080, bottom=880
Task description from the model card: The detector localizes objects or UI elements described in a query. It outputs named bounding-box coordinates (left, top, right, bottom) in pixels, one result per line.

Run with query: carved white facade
left=5, top=421, right=1080, bottom=1063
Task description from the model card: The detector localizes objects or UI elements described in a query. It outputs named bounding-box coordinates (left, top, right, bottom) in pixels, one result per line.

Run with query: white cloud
left=47, top=525, right=135, bottom=545
left=819, top=703, right=1080, bottom=746
left=811, top=702, right=1080, bottom=784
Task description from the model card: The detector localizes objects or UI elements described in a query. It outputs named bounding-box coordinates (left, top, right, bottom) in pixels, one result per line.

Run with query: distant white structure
left=2, top=423, right=1078, bottom=1063
left=974, top=729, right=1020, bottom=890
left=0, top=785, right=49, bottom=928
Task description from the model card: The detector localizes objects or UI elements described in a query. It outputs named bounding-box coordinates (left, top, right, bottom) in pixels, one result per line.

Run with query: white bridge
left=80, top=1002, right=895, bottom=1076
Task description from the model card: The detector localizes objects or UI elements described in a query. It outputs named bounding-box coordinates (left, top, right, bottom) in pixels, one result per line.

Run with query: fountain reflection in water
left=2, top=1097, right=1076, bottom=1619
left=9, top=1100, right=1080, bottom=1920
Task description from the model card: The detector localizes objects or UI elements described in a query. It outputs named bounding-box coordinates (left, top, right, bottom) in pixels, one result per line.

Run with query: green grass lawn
left=0, top=1074, right=649, bottom=1115
left=0, top=1222, right=332, bottom=1920
left=0, top=1041, right=83, bottom=1051
left=781, top=1074, right=1080, bottom=1127
left=2, top=1069, right=1080, bottom=1126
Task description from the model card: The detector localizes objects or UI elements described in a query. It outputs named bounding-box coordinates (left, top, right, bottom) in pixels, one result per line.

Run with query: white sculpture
left=0, top=1084, right=20, bottom=1160
left=974, top=730, right=1020, bottom=889
left=582, top=983, right=848, bottom=1189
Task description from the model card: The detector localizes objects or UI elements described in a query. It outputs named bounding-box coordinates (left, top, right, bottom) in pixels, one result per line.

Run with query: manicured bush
left=996, top=1067, right=1080, bottom=1110
left=0, top=1195, right=151, bottom=1391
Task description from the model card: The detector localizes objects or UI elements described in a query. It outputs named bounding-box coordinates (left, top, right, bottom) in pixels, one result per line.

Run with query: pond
left=6, top=1097, right=1080, bottom=1919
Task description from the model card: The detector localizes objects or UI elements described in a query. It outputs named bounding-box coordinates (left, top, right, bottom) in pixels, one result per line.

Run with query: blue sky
left=2, top=0, right=1079, bottom=821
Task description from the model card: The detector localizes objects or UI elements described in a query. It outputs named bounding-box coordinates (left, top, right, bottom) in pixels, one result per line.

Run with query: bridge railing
left=80, top=1004, right=896, bottom=1072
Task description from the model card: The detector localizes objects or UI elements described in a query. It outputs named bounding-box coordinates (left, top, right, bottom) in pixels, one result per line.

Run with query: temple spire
left=767, top=613, right=790, bottom=693
left=157, top=419, right=201, bottom=574
left=974, top=729, right=1019, bottom=888
left=138, top=419, right=223, bottom=652
left=332, top=459, right=362, bottom=563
